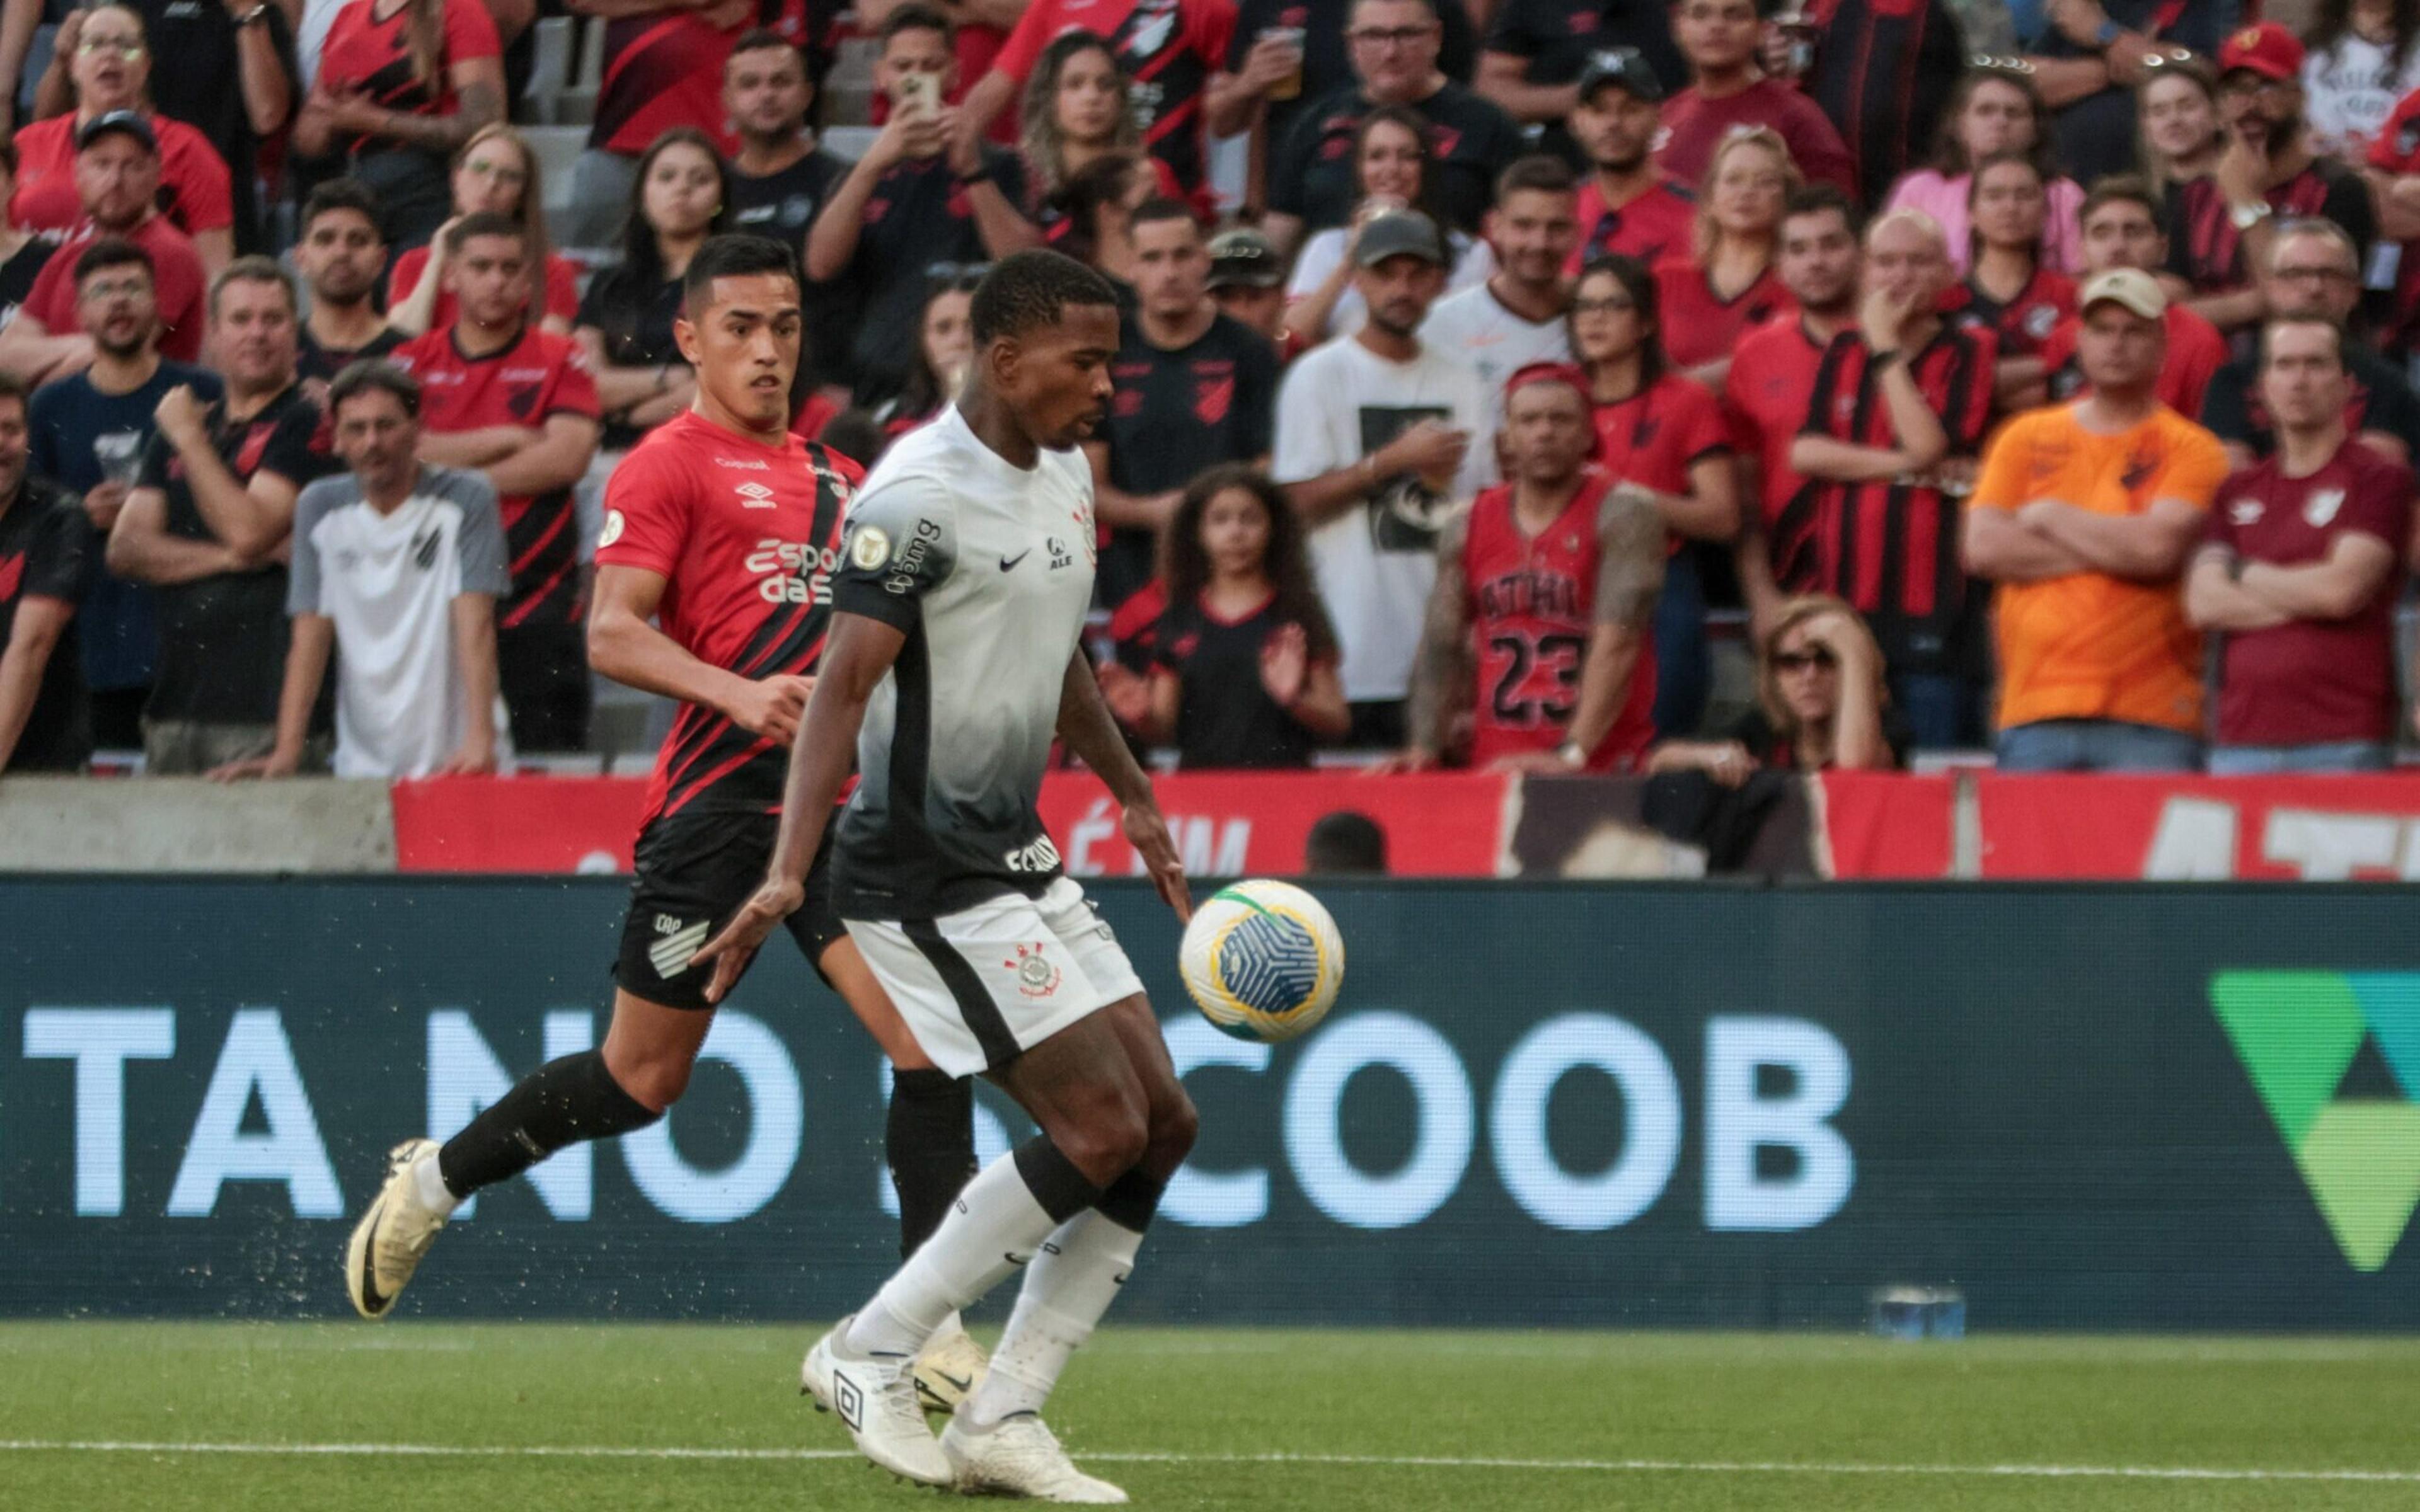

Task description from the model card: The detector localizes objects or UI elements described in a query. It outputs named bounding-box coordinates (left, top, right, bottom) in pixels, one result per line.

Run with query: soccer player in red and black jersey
left=391, top=212, right=602, bottom=753
left=1560, top=49, right=1697, bottom=278
left=1726, top=185, right=1862, bottom=641
left=964, top=0, right=1238, bottom=198
left=1572, top=252, right=1737, bottom=735
left=1787, top=209, right=1996, bottom=748
left=342, top=234, right=988, bottom=1408
left=2171, top=25, right=2375, bottom=338
left=2186, top=316, right=2414, bottom=771
left=1386, top=362, right=1665, bottom=772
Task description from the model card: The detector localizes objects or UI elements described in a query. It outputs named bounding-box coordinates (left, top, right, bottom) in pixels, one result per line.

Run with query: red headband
left=1504, top=361, right=1593, bottom=406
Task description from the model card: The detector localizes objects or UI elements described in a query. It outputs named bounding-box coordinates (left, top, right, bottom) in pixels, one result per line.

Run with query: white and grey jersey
left=829, top=406, right=1098, bottom=919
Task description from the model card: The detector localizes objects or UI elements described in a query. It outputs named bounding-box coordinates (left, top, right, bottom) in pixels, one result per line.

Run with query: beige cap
left=2079, top=267, right=2167, bottom=321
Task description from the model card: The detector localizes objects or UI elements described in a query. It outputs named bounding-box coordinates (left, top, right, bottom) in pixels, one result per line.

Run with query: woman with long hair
left=876, top=268, right=984, bottom=435
left=1652, top=127, right=1795, bottom=382
left=385, top=123, right=578, bottom=338
left=1282, top=105, right=1490, bottom=347
left=1647, top=595, right=1901, bottom=776
left=2303, top=0, right=2420, bottom=162
left=575, top=129, right=729, bottom=452
left=1884, top=66, right=2084, bottom=275
left=292, top=0, right=507, bottom=251
left=1571, top=253, right=1737, bottom=740
left=1020, top=31, right=1181, bottom=205
left=9, top=3, right=235, bottom=270
left=1956, top=152, right=2078, bottom=409
left=2138, top=58, right=2225, bottom=203
left=1108, top=464, right=1349, bottom=767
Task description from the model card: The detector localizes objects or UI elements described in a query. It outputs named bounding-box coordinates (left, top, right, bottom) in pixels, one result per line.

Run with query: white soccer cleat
left=801, top=1316, right=952, bottom=1486
left=942, top=1413, right=1129, bottom=1503
left=343, top=1138, right=449, bottom=1320
left=912, top=1315, right=990, bottom=1415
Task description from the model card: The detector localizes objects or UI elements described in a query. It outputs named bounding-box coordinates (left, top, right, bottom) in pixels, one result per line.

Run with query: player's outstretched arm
left=1057, top=649, right=1192, bottom=920
left=589, top=565, right=812, bottom=742
left=692, top=609, right=907, bottom=1003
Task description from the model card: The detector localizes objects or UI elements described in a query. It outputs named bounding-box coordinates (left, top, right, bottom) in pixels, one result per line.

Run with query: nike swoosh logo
left=356, top=1194, right=391, bottom=1314
left=930, top=1370, right=972, bottom=1394
left=1000, top=551, right=1030, bottom=571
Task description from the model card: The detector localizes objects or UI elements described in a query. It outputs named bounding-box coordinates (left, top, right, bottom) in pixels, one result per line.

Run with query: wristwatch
left=2230, top=201, right=2273, bottom=232
left=954, top=161, right=995, bottom=187
left=238, top=3, right=272, bottom=25
left=1869, top=348, right=1902, bottom=370
left=1553, top=740, right=1587, bottom=769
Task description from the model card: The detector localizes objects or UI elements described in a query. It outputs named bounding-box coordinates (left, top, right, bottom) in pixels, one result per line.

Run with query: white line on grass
left=2, top=1441, right=2417, bottom=1482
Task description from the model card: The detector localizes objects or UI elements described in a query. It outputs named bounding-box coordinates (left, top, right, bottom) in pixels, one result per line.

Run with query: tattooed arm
left=1391, top=512, right=1472, bottom=770
left=1562, top=483, right=1664, bottom=758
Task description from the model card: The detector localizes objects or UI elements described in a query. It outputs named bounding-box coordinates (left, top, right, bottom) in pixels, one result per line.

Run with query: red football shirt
left=1947, top=265, right=2075, bottom=360
left=391, top=323, right=602, bottom=628
left=9, top=112, right=233, bottom=236
left=2204, top=440, right=2413, bottom=747
left=2039, top=302, right=2227, bottom=418
left=597, top=410, right=864, bottom=824
left=1567, top=176, right=1697, bottom=277
left=2369, top=87, right=2420, bottom=348
left=1590, top=371, right=1729, bottom=494
left=591, top=0, right=810, bottom=157
left=1655, top=77, right=1857, bottom=195
left=386, top=248, right=583, bottom=335
left=1462, top=466, right=1656, bottom=769
left=21, top=214, right=205, bottom=361
left=1652, top=254, right=1792, bottom=370
left=1723, top=314, right=1829, bottom=534
left=316, top=0, right=500, bottom=153
left=990, top=0, right=1238, bottom=193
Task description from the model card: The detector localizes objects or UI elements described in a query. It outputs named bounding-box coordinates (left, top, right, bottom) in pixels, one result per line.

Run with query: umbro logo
left=737, top=482, right=776, bottom=508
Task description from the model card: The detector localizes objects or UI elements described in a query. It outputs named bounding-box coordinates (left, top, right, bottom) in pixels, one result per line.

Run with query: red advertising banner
left=1976, top=775, right=2420, bottom=879
left=1815, top=770, right=1956, bottom=878
left=392, top=772, right=1512, bottom=876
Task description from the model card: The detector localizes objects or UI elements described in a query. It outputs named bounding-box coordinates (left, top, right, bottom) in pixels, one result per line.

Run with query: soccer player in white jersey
left=694, top=250, right=1195, bottom=1503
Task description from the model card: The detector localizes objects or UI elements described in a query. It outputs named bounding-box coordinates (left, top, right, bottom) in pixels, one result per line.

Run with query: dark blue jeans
left=1995, top=719, right=2203, bottom=772
left=1652, top=547, right=1708, bottom=738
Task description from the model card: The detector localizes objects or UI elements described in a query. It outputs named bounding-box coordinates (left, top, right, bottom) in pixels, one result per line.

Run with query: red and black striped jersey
left=992, top=0, right=1238, bottom=193
left=390, top=326, right=602, bottom=630
left=591, top=0, right=812, bottom=158
left=1947, top=265, right=2076, bottom=360
left=2167, top=159, right=2376, bottom=295
left=1782, top=326, right=1995, bottom=674
left=594, top=411, right=865, bottom=826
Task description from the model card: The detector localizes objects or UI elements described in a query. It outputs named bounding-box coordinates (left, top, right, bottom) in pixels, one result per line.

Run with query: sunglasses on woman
left=1773, top=647, right=1837, bottom=673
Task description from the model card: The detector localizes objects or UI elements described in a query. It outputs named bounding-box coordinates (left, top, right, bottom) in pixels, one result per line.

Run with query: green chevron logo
left=2211, top=972, right=2420, bottom=1272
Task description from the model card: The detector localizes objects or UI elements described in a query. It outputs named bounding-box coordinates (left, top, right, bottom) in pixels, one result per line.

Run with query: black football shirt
left=1099, top=312, right=1279, bottom=609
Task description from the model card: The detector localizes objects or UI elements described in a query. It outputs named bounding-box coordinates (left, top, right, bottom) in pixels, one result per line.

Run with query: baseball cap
left=1576, top=47, right=1664, bottom=106
left=1354, top=209, right=1448, bottom=269
left=2218, top=23, right=2303, bottom=82
left=77, top=109, right=157, bottom=154
left=1206, top=227, right=1282, bottom=290
left=2078, top=267, right=2167, bottom=321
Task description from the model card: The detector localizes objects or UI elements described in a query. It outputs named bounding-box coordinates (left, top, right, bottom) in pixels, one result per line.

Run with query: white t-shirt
left=2305, top=35, right=2420, bottom=158
left=1272, top=336, right=1495, bottom=704
left=1286, top=226, right=1495, bottom=343
left=288, top=465, right=515, bottom=779
left=1417, top=280, right=1574, bottom=438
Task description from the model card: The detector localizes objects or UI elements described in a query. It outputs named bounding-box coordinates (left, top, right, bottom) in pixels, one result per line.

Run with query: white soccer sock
left=960, top=1211, right=1143, bottom=1429
left=411, top=1151, right=462, bottom=1219
left=847, top=1152, right=1068, bottom=1359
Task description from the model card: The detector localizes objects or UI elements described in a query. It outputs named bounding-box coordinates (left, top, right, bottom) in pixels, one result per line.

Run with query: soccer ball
left=1178, top=880, right=1344, bottom=1043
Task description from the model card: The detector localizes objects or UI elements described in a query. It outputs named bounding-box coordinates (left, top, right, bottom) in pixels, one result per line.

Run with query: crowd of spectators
left=3, top=0, right=2420, bottom=785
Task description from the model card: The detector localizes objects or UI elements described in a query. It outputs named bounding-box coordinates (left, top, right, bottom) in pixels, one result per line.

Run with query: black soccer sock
left=435, top=1050, right=663, bottom=1199
left=888, top=1068, right=978, bottom=1259
left=1096, top=1167, right=1167, bottom=1235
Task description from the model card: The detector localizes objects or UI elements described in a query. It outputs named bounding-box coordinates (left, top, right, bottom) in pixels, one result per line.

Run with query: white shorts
left=844, top=877, right=1146, bottom=1077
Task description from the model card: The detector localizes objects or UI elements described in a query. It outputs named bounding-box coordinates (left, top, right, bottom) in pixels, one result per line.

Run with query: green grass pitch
left=4, top=1324, right=2418, bottom=1509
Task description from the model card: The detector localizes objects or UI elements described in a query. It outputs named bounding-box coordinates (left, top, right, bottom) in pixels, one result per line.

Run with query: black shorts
left=613, top=810, right=846, bottom=1011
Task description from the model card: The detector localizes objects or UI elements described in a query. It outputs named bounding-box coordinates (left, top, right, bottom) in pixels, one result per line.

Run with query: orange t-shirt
left=1969, top=403, right=2228, bottom=735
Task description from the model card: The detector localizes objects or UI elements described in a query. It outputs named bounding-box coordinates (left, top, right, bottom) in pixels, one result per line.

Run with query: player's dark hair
left=1128, top=196, right=1199, bottom=238
left=301, top=178, right=386, bottom=241
left=2079, top=173, right=2165, bottom=238
left=443, top=209, right=528, bottom=255
left=1305, top=811, right=1388, bottom=874
left=1354, top=105, right=1447, bottom=227
left=73, top=236, right=153, bottom=291
left=616, top=129, right=732, bottom=290
left=1158, top=464, right=1339, bottom=667
left=969, top=248, right=1121, bottom=346
left=680, top=232, right=800, bottom=316
left=1572, top=253, right=1663, bottom=387
left=1496, top=154, right=1576, bottom=202
left=209, top=255, right=296, bottom=319
left=328, top=360, right=423, bottom=421
left=2259, top=313, right=2346, bottom=369
left=1782, top=183, right=1862, bottom=239
left=881, top=2, right=954, bottom=49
